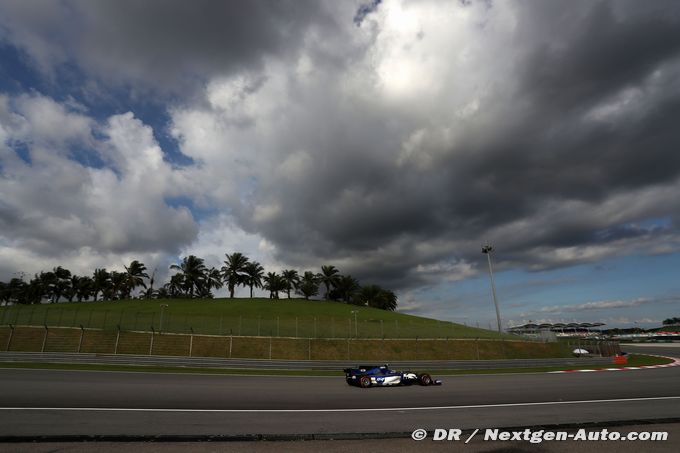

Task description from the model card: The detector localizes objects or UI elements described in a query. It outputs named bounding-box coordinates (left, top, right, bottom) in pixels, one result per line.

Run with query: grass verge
left=0, top=298, right=512, bottom=339
left=0, top=354, right=670, bottom=376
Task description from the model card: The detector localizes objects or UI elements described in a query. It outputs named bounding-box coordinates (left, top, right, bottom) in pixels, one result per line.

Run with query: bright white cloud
left=0, top=94, right=198, bottom=280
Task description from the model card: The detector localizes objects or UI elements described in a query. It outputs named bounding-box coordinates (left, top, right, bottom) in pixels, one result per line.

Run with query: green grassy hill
left=0, top=297, right=508, bottom=339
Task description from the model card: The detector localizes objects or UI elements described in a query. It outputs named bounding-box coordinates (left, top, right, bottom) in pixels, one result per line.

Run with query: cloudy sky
left=1, top=0, right=680, bottom=328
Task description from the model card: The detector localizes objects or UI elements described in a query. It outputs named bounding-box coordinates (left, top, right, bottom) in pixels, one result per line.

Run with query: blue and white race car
left=344, top=364, right=442, bottom=388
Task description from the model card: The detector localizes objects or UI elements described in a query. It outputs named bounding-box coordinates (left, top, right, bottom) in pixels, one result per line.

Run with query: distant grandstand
left=508, top=322, right=606, bottom=339
left=508, top=321, right=680, bottom=341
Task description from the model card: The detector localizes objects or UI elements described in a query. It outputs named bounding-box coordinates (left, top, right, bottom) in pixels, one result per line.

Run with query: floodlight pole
left=482, top=245, right=502, bottom=333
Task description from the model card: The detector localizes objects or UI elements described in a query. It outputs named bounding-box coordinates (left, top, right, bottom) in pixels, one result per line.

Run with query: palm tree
left=124, top=260, right=149, bottom=299
left=280, top=269, right=300, bottom=299
left=296, top=271, right=319, bottom=300
left=25, top=272, right=49, bottom=304
left=170, top=255, right=207, bottom=298
left=74, top=276, right=93, bottom=302
left=51, top=266, right=72, bottom=303
left=144, top=268, right=157, bottom=300
left=205, top=267, right=223, bottom=293
left=263, top=272, right=286, bottom=299
left=166, top=273, right=185, bottom=298
left=243, top=261, right=265, bottom=298
left=378, top=289, right=398, bottom=311
left=107, top=271, right=126, bottom=300
left=7, top=278, right=28, bottom=304
left=37, top=270, right=56, bottom=303
left=317, top=265, right=340, bottom=300
left=25, top=276, right=46, bottom=304
left=37, top=271, right=55, bottom=303
left=222, top=252, right=250, bottom=298
left=332, top=275, right=360, bottom=303
left=92, top=268, right=110, bottom=302
left=66, top=275, right=80, bottom=302
left=356, top=285, right=398, bottom=311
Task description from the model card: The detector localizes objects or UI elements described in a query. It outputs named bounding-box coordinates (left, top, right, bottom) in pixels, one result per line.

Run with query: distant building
left=507, top=322, right=605, bottom=339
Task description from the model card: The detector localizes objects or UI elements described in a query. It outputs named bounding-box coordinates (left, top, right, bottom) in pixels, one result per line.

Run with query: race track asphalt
left=0, top=344, right=678, bottom=438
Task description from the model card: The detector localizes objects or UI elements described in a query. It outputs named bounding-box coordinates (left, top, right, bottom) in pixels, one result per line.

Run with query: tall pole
left=482, top=245, right=502, bottom=333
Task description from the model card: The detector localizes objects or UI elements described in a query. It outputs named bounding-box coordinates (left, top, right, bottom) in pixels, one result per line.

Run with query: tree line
left=0, top=252, right=397, bottom=310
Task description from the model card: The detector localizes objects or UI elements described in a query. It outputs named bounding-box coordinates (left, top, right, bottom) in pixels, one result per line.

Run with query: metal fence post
left=6, top=324, right=14, bottom=351
left=113, top=325, right=120, bottom=355
left=41, top=324, right=48, bottom=352
left=189, top=327, right=194, bottom=357
left=149, top=326, right=155, bottom=355
left=78, top=325, right=85, bottom=353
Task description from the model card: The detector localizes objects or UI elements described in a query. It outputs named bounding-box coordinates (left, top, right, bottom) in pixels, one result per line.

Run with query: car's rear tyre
left=419, top=373, right=432, bottom=386
left=359, top=375, right=371, bottom=388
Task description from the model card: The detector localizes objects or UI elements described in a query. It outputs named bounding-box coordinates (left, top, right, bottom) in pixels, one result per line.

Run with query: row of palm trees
left=0, top=253, right=398, bottom=310
left=0, top=261, right=154, bottom=305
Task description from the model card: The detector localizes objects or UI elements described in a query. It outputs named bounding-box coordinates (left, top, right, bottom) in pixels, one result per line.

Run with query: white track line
left=1, top=396, right=679, bottom=413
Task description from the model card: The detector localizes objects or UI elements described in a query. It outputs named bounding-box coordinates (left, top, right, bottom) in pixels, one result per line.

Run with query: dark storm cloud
left=229, top=0, right=680, bottom=289
left=522, top=4, right=680, bottom=112
left=0, top=0, right=337, bottom=94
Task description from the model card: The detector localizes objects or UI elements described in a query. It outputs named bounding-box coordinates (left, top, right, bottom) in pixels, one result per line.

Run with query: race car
left=344, top=364, right=442, bottom=388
